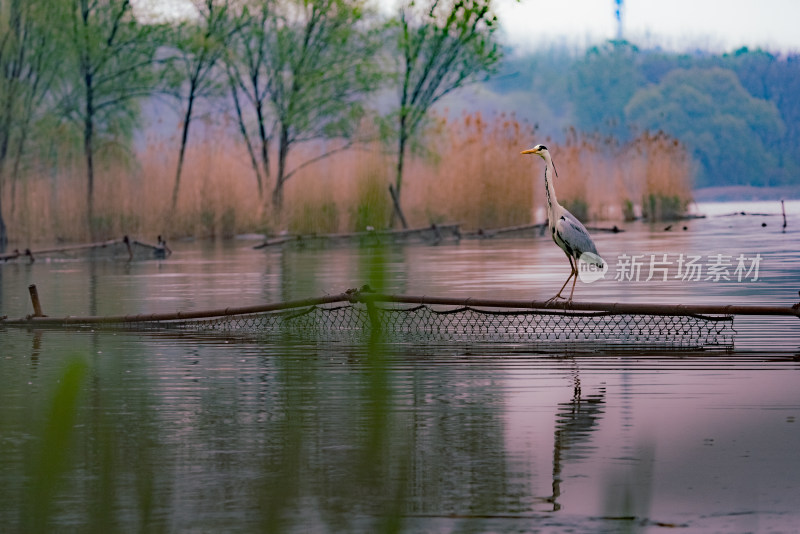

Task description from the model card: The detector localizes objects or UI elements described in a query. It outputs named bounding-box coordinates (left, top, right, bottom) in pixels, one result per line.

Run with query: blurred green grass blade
left=24, top=356, right=88, bottom=532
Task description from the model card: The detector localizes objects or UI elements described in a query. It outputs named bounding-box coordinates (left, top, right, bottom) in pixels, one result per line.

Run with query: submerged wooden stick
left=1, top=236, right=163, bottom=262
left=28, top=285, right=45, bottom=317
left=253, top=224, right=461, bottom=249
left=782, top=200, right=787, bottom=231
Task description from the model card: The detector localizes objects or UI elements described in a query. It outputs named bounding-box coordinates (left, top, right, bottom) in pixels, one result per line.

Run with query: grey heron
left=521, top=144, right=603, bottom=302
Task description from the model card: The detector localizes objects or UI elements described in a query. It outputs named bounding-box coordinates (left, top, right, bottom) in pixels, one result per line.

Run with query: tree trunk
left=171, top=87, right=196, bottom=211
left=84, top=117, right=95, bottom=233
left=256, top=99, right=270, bottom=192
left=395, top=128, right=407, bottom=196
left=391, top=120, right=408, bottom=228
left=0, top=116, right=9, bottom=250
left=229, top=81, right=264, bottom=198
left=0, top=193, right=7, bottom=250
left=0, top=68, right=13, bottom=245
left=272, top=126, right=289, bottom=213
left=84, top=81, right=95, bottom=235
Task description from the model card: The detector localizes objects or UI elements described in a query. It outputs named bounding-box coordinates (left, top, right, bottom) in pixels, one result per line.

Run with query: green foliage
left=642, top=193, right=687, bottom=222
left=622, top=198, right=635, bottom=221
left=390, top=0, right=502, bottom=197
left=162, top=1, right=234, bottom=210
left=228, top=0, right=383, bottom=212
left=56, top=1, right=162, bottom=142
left=352, top=173, right=392, bottom=232
left=570, top=40, right=643, bottom=140
left=484, top=43, right=800, bottom=189
left=220, top=206, right=237, bottom=237
left=487, top=45, right=573, bottom=130
left=200, top=208, right=215, bottom=236
left=90, top=214, right=119, bottom=239
left=561, top=198, right=589, bottom=223
left=5, top=0, right=800, bottom=244
left=0, top=0, right=65, bottom=245
left=261, top=0, right=375, bottom=139
left=625, top=67, right=785, bottom=187
left=289, top=200, right=340, bottom=235
left=722, top=47, right=800, bottom=183
left=49, top=0, right=165, bottom=230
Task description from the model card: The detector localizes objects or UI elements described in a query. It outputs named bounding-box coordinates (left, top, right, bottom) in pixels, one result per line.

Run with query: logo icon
left=577, top=252, right=607, bottom=283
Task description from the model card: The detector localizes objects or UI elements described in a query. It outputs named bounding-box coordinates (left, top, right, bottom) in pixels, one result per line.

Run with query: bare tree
left=226, top=0, right=381, bottom=213
left=391, top=0, right=501, bottom=219
left=0, top=0, right=59, bottom=247
left=56, top=0, right=161, bottom=235
left=224, top=1, right=273, bottom=200
left=166, top=0, right=235, bottom=211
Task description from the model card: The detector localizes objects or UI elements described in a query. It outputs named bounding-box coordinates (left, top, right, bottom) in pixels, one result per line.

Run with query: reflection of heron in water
left=547, top=370, right=605, bottom=511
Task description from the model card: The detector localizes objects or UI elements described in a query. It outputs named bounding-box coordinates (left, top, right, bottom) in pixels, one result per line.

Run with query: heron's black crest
left=539, top=144, right=548, bottom=151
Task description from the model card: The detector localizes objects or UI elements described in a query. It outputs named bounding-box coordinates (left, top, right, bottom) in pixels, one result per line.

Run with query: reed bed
left=621, top=131, right=694, bottom=221
left=404, top=112, right=536, bottom=229
left=1, top=114, right=692, bottom=245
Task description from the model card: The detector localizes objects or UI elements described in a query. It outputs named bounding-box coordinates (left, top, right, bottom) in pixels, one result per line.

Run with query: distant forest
left=482, top=41, right=800, bottom=188
left=2, top=0, right=798, bottom=244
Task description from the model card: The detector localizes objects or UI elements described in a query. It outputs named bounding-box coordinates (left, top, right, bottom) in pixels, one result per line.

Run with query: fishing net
left=135, top=301, right=735, bottom=349
left=0, top=237, right=168, bottom=263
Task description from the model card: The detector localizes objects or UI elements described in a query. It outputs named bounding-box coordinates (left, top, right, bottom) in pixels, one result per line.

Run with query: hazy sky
left=141, top=0, right=800, bottom=53
left=496, top=0, right=800, bottom=52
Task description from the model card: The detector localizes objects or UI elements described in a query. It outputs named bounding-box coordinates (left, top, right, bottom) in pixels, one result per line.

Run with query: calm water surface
left=1, top=202, right=799, bottom=532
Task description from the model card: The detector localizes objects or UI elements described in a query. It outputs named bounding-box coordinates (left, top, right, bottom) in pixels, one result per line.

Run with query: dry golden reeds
left=622, top=131, right=693, bottom=221
left=404, top=112, right=536, bottom=229
left=0, top=114, right=693, bottom=245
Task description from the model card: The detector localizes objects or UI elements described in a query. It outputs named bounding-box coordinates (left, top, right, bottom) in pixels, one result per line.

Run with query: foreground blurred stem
left=23, top=356, right=88, bottom=532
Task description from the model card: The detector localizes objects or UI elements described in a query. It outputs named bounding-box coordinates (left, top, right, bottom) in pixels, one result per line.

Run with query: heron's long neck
left=543, top=157, right=559, bottom=213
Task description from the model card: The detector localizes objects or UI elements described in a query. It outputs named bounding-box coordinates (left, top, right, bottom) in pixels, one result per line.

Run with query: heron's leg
left=567, top=265, right=579, bottom=301
left=547, top=255, right=576, bottom=303
left=546, top=276, right=571, bottom=305
left=565, top=255, right=580, bottom=301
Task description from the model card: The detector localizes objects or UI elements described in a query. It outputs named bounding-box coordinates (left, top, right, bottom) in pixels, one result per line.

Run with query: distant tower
left=614, top=0, right=624, bottom=40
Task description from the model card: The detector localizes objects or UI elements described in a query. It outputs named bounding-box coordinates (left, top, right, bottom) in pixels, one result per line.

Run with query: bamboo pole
left=2, top=290, right=799, bottom=327
left=1, top=293, right=354, bottom=326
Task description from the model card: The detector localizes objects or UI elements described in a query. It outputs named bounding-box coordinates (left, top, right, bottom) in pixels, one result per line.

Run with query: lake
left=1, top=201, right=799, bottom=532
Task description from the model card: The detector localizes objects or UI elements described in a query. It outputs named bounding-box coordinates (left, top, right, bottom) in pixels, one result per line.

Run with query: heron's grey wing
left=555, top=210, right=600, bottom=260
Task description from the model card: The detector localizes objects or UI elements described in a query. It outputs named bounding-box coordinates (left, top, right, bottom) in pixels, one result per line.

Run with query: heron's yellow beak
left=520, top=147, right=538, bottom=155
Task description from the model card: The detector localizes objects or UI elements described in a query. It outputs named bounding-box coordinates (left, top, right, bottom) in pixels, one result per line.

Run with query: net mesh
left=128, top=302, right=735, bottom=349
